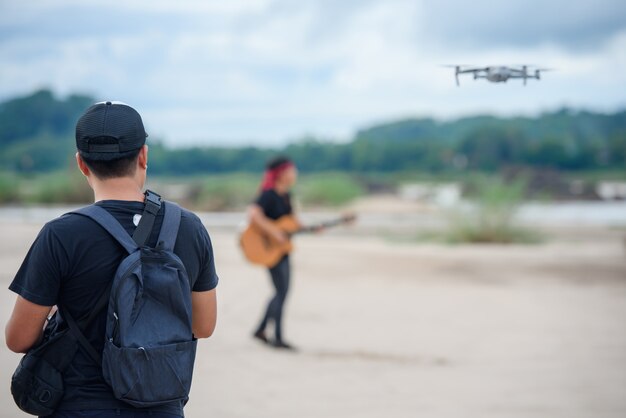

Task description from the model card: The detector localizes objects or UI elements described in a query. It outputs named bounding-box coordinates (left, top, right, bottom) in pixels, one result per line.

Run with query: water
left=0, top=201, right=624, bottom=229
left=517, top=201, right=626, bottom=226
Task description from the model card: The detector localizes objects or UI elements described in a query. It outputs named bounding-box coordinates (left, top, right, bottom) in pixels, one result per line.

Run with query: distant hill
left=0, top=89, right=93, bottom=171
left=348, top=109, right=626, bottom=172
left=355, top=110, right=626, bottom=145
left=0, top=89, right=624, bottom=174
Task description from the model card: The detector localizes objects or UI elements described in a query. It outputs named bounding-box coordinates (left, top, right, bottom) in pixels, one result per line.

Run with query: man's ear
left=76, top=152, right=90, bottom=177
left=138, top=145, right=149, bottom=170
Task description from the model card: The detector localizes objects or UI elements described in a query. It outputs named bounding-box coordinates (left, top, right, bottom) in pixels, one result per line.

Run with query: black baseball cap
left=76, top=101, right=148, bottom=160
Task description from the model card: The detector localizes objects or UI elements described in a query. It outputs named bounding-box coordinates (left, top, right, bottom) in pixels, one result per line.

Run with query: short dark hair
left=80, top=149, right=141, bottom=180
left=78, top=135, right=141, bottom=179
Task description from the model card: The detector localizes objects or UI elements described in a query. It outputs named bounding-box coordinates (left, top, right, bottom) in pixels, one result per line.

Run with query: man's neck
left=92, top=177, right=145, bottom=203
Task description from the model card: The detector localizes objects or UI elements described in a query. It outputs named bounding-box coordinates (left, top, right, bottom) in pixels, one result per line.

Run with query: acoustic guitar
left=239, top=213, right=356, bottom=267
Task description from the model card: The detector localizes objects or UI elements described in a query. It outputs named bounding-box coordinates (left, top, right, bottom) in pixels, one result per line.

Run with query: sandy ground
left=0, top=206, right=625, bottom=418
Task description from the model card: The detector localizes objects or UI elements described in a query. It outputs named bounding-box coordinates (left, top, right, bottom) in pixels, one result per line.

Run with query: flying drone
left=446, top=65, right=552, bottom=86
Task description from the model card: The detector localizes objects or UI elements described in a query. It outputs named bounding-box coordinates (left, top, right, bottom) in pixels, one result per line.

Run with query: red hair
left=260, top=161, right=293, bottom=191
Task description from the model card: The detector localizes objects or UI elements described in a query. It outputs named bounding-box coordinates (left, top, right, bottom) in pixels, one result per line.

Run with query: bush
left=188, top=172, right=365, bottom=210
left=192, top=174, right=259, bottom=211
left=0, top=172, right=20, bottom=203
left=297, top=173, right=364, bottom=207
left=28, top=171, right=93, bottom=204
left=445, top=176, right=540, bottom=244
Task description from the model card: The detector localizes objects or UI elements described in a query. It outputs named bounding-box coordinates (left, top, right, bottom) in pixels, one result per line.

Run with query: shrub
left=445, top=176, right=540, bottom=244
left=192, top=174, right=259, bottom=211
left=297, top=173, right=364, bottom=207
left=0, top=172, right=20, bottom=203
left=28, top=171, right=93, bottom=204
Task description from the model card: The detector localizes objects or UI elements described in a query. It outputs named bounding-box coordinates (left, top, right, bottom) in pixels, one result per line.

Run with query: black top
left=9, top=200, right=218, bottom=414
left=255, top=189, right=292, bottom=220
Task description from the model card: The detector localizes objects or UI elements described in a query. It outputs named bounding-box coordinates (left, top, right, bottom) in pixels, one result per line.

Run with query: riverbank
left=0, top=207, right=624, bottom=417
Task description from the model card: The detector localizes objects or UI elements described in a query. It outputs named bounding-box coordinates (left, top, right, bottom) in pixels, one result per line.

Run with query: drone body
left=448, top=65, right=550, bottom=86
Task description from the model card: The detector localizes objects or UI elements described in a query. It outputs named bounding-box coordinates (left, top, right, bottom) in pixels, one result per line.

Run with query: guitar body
left=240, top=215, right=300, bottom=268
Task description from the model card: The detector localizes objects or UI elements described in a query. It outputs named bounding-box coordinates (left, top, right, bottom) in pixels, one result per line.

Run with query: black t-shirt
left=255, top=189, right=292, bottom=220
left=9, top=200, right=218, bottom=414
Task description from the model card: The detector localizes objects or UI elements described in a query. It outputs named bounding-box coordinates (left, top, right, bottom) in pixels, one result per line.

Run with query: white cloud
left=1, top=0, right=273, bottom=18
left=1, top=0, right=625, bottom=145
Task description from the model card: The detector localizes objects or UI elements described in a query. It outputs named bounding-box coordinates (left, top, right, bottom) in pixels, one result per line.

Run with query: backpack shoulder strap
left=70, top=205, right=138, bottom=254
left=132, top=190, right=162, bottom=247
left=59, top=279, right=112, bottom=366
left=157, top=201, right=182, bottom=251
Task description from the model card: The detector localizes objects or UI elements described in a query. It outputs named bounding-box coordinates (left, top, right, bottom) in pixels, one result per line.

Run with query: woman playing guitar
left=248, top=156, right=307, bottom=350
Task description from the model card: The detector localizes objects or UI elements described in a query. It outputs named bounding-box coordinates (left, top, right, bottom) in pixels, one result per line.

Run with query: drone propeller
left=535, top=68, right=555, bottom=80
left=441, top=65, right=468, bottom=86
left=514, top=65, right=555, bottom=72
left=512, top=65, right=555, bottom=83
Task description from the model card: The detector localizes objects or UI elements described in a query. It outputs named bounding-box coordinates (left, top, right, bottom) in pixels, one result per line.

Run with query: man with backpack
left=5, top=101, right=218, bottom=417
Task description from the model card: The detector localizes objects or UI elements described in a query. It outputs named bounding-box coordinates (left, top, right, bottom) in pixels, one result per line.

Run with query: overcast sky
left=1, top=0, right=625, bottom=146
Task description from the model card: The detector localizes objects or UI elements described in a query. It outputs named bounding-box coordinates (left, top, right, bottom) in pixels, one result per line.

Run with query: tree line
left=1, top=89, right=624, bottom=175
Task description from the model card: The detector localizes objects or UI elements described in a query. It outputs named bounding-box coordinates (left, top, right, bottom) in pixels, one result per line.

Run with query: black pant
left=256, top=255, right=290, bottom=342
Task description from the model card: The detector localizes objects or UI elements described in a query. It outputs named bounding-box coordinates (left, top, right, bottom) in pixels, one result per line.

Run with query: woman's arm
left=248, top=204, right=288, bottom=244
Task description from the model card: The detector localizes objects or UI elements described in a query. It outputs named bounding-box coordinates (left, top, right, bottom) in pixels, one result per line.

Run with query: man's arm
left=5, top=296, right=53, bottom=353
left=191, top=289, right=217, bottom=338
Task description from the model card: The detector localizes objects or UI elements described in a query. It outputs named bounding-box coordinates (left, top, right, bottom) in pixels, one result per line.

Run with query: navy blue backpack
left=69, top=193, right=197, bottom=407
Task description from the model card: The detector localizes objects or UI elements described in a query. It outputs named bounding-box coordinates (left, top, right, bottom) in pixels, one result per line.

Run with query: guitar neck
left=296, top=217, right=353, bottom=234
